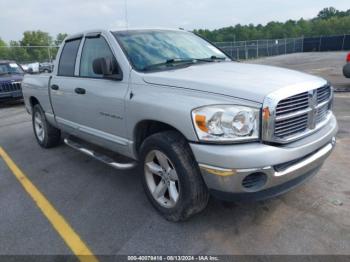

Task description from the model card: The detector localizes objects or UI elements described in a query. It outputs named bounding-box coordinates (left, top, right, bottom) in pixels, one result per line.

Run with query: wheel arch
left=29, top=96, right=40, bottom=108
left=133, top=120, right=188, bottom=157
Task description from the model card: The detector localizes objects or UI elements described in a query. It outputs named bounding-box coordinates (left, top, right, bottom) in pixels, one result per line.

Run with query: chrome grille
left=274, top=114, right=308, bottom=138
left=317, top=85, right=331, bottom=104
left=275, top=92, right=309, bottom=116
left=0, top=81, right=22, bottom=93
left=316, top=103, right=329, bottom=123
left=262, top=84, right=333, bottom=143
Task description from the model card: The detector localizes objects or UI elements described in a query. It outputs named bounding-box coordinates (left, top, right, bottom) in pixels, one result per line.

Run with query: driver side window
left=80, top=36, right=118, bottom=78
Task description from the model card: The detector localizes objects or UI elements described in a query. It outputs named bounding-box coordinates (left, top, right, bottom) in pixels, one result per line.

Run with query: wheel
left=140, top=131, right=209, bottom=221
left=32, top=104, right=61, bottom=148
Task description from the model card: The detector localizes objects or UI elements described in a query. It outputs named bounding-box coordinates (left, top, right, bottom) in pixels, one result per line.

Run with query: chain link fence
left=303, top=34, right=350, bottom=52
left=1, top=34, right=349, bottom=64
left=214, top=37, right=304, bottom=60
left=215, top=34, right=350, bottom=60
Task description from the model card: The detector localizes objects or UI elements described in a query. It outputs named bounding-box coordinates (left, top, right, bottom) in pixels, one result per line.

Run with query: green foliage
left=0, top=31, right=67, bottom=63
left=55, top=33, right=68, bottom=46
left=8, top=41, right=30, bottom=62
left=317, top=7, right=350, bottom=20
left=194, top=7, right=350, bottom=42
left=0, top=37, right=9, bottom=60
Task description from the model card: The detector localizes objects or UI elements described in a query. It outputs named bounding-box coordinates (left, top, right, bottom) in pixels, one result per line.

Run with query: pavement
left=247, top=51, right=350, bottom=91
left=0, top=52, right=349, bottom=258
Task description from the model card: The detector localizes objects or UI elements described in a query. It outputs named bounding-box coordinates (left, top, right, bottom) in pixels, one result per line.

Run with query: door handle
left=51, top=84, right=59, bottom=90
left=74, top=87, right=86, bottom=95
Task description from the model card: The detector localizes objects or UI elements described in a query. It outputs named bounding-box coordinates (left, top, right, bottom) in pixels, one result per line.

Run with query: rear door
left=50, top=36, right=83, bottom=134
left=65, top=34, right=129, bottom=152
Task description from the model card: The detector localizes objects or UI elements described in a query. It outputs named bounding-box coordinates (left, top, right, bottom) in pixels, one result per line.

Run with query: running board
left=64, top=138, right=136, bottom=170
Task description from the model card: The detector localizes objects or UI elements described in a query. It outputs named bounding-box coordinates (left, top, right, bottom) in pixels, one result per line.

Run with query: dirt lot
left=0, top=52, right=349, bottom=258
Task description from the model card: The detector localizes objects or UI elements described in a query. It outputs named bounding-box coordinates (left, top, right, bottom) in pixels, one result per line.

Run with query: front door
left=68, top=35, right=129, bottom=152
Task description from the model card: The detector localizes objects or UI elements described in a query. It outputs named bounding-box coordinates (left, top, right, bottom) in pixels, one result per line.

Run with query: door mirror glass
left=80, top=36, right=123, bottom=80
left=93, top=57, right=113, bottom=75
left=92, top=57, right=122, bottom=80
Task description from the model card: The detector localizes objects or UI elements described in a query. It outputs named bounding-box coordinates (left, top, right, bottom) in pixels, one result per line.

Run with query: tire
left=343, top=64, right=350, bottom=78
left=139, top=131, right=209, bottom=221
left=32, top=104, right=61, bottom=148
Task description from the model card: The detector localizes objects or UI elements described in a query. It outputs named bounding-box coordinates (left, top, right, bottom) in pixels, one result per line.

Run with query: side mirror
left=92, top=57, right=122, bottom=80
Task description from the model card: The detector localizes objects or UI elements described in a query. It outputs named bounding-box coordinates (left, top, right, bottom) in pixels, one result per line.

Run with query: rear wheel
left=140, top=131, right=209, bottom=221
left=32, top=104, right=61, bottom=148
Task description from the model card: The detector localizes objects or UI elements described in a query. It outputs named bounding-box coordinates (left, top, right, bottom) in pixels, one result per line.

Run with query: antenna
left=124, top=0, right=129, bottom=29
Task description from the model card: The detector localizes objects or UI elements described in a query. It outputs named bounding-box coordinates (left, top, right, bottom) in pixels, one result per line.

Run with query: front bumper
left=0, top=90, right=23, bottom=101
left=190, top=114, right=338, bottom=201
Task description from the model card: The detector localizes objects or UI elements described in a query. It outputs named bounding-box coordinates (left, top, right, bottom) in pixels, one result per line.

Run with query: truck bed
left=22, top=74, right=52, bottom=115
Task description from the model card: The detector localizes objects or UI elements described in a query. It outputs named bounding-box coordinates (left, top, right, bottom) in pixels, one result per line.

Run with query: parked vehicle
left=39, top=62, right=54, bottom=73
left=20, top=64, right=29, bottom=73
left=343, top=53, right=350, bottom=78
left=0, top=60, right=24, bottom=102
left=22, top=29, right=337, bottom=221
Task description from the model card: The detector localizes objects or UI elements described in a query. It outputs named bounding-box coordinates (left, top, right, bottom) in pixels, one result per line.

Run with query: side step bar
left=64, top=138, right=137, bottom=170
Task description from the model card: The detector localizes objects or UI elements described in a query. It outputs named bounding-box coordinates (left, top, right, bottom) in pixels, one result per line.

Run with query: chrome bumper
left=199, top=138, right=335, bottom=196
left=191, top=114, right=338, bottom=200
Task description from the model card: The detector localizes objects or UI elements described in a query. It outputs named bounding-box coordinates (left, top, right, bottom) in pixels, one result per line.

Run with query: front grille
left=317, top=85, right=331, bottom=104
left=276, top=92, right=309, bottom=116
left=272, top=85, right=332, bottom=141
left=0, top=81, right=22, bottom=93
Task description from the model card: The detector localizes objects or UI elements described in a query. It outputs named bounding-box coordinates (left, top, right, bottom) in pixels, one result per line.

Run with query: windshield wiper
left=195, top=56, right=227, bottom=62
left=142, top=58, right=196, bottom=71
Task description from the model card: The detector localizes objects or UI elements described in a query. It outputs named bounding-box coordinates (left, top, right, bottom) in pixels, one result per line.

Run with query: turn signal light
left=195, top=115, right=208, bottom=132
left=263, top=107, right=270, bottom=121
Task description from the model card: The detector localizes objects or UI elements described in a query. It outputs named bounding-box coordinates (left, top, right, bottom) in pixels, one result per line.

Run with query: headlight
left=192, top=105, right=260, bottom=142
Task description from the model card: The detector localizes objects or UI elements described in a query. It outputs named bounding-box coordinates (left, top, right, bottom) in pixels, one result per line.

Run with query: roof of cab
left=64, top=28, right=185, bottom=41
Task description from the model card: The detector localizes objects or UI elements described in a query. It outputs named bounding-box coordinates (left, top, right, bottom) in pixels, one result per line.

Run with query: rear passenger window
left=80, top=36, right=117, bottom=78
left=58, top=39, right=81, bottom=76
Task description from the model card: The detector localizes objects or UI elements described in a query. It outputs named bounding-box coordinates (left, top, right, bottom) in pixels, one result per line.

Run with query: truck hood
left=0, top=74, right=23, bottom=82
left=142, top=62, right=326, bottom=103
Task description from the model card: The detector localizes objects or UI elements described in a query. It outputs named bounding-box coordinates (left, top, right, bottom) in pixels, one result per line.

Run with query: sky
left=0, top=0, right=349, bottom=42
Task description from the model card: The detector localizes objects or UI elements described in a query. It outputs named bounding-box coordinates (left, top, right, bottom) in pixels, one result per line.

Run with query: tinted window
left=58, top=39, right=81, bottom=76
left=80, top=37, right=117, bottom=78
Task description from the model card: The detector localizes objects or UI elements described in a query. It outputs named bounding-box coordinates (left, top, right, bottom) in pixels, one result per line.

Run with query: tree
left=194, top=7, right=350, bottom=42
left=0, top=37, right=9, bottom=60
left=50, top=33, right=68, bottom=60
left=20, top=31, right=53, bottom=62
left=317, top=7, right=339, bottom=20
left=55, top=33, right=68, bottom=46
left=8, top=41, right=30, bottom=63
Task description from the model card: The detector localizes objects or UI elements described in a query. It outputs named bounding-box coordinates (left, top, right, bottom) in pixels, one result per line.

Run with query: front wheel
left=140, top=131, right=209, bottom=221
left=32, top=104, right=61, bottom=148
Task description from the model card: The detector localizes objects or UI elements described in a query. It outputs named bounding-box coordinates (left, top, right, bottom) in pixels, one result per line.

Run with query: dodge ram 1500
left=22, top=29, right=338, bottom=221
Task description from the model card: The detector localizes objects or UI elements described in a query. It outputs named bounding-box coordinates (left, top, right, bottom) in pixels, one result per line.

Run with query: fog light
left=242, top=172, right=267, bottom=191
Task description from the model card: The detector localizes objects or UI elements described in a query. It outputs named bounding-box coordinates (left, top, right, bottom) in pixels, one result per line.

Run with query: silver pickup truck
left=22, top=29, right=338, bottom=221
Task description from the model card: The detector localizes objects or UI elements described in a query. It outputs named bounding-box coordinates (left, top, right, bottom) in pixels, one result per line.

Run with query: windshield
left=113, top=30, right=228, bottom=71
left=0, top=63, right=24, bottom=75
